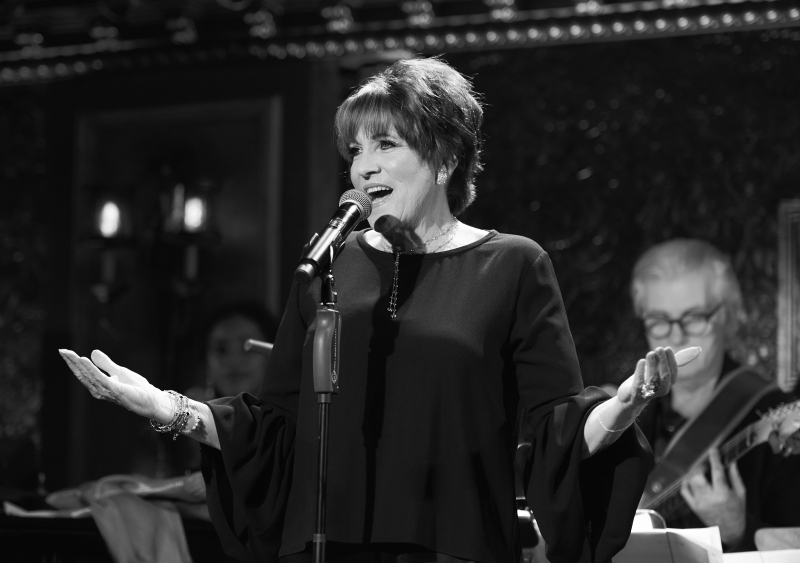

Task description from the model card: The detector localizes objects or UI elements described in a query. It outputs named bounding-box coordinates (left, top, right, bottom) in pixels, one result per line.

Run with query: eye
left=682, top=315, right=707, bottom=327
left=347, top=144, right=362, bottom=157
left=211, top=342, right=230, bottom=356
left=378, top=138, right=399, bottom=150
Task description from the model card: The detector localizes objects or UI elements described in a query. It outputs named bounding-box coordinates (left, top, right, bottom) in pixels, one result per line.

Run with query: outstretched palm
left=59, top=349, right=171, bottom=423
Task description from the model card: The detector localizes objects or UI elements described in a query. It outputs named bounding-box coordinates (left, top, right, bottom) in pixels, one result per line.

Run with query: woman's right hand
left=59, top=349, right=173, bottom=424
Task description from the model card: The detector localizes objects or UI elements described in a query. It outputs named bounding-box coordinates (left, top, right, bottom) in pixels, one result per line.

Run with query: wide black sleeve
left=199, top=282, right=308, bottom=563
left=514, top=252, right=653, bottom=563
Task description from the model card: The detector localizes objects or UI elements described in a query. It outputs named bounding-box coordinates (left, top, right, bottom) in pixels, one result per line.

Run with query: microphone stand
left=311, top=265, right=341, bottom=563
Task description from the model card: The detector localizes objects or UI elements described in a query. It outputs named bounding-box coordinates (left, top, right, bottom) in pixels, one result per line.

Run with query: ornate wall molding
left=1, top=0, right=799, bottom=86
left=778, top=199, right=800, bottom=392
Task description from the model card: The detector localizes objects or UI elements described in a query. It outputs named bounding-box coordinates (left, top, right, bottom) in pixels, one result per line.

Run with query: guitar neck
left=720, top=421, right=764, bottom=467
left=647, top=418, right=768, bottom=515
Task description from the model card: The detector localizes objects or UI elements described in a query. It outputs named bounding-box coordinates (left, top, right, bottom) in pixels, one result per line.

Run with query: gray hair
left=630, top=238, right=743, bottom=337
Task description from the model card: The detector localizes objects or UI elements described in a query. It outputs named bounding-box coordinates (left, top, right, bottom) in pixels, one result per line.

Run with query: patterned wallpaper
left=0, top=90, right=48, bottom=440
left=1, top=31, right=799, bottom=447
left=451, top=30, right=800, bottom=386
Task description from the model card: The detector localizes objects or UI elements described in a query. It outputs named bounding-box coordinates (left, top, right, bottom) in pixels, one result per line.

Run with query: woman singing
left=60, top=58, right=681, bottom=563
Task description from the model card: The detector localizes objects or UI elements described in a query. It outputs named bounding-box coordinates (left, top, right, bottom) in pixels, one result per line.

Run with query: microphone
left=294, top=189, right=372, bottom=284
left=243, top=339, right=274, bottom=356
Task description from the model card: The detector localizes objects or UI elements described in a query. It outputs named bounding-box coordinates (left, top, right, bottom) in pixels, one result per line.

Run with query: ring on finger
left=639, top=378, right=660, bottom=399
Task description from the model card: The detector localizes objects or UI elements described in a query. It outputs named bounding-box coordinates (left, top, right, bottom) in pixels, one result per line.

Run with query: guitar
left=640, top=399, right=800, bottom=519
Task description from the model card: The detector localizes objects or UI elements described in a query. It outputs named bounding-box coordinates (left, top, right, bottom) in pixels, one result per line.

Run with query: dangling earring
left=436, top=167, right=448, bottom=185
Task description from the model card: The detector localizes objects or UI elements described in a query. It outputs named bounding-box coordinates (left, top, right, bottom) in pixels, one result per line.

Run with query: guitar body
left=640, top=367, right=775, bottom=511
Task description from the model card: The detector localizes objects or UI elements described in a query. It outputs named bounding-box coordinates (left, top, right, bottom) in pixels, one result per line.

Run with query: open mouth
left=365, top=186, right=394, bottom=206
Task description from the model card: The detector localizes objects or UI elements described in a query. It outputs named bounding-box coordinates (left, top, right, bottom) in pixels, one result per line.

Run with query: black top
left=637, top=356, right=800, bottom=552
left=200, top=230, right=653, bottom=563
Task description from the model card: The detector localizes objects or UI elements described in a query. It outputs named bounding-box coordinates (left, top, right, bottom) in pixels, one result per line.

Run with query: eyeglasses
left=641, top=303, right=723, bottom=339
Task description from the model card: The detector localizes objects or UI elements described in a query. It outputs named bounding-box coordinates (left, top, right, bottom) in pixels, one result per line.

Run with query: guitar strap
left=642, top=366, right=776, bottom=505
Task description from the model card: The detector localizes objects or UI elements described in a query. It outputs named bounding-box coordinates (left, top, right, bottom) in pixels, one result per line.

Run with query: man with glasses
left=630, top=238, right=800, bottom=551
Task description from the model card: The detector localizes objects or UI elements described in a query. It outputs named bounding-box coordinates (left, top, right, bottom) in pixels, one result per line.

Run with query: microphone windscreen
left=339, top=189, right=372, bottom=220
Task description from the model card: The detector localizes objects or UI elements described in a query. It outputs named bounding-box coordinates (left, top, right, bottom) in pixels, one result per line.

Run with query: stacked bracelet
left=149, top=390, right=198, bottom=440
left=184, top=408, right=201, bottom=435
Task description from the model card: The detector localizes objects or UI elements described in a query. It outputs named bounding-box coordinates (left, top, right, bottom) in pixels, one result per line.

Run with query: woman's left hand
left=616, top=347, right=679, bottom=408
left=583, top=347, right=700, bottom=457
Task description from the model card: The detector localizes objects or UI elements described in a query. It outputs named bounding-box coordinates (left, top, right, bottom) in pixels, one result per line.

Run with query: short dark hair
left=202, top=300, right=279, bottom=352
left=335, top=57, right=484, bottom=216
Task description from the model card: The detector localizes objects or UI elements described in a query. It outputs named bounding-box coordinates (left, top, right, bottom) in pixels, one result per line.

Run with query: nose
left=353, top=149, right=380, bottom=180
left=666, top=322, right=689, bottom=347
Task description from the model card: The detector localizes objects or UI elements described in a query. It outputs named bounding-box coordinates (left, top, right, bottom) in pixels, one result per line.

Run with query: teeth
left=366, top=187, right=393, bottom=199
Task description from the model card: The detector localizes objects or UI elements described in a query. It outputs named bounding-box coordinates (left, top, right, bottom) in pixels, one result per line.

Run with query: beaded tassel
left=384, top=219, right=458, bottom=320
left=388, top=252, right=400, bottom=319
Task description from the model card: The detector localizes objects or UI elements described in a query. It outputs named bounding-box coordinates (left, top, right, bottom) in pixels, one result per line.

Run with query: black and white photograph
left=1, top=1, right=800, bottom=562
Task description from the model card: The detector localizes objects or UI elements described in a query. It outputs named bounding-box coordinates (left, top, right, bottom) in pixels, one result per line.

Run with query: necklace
left=388, top=252, right=401, bottom=319
left=430, top=222, right=459, bottom=252
left=419, top=216, right=458, bottom=249
left=386, top=220, right=459, bottom=319
left=381, top=216, right=458, bottom=254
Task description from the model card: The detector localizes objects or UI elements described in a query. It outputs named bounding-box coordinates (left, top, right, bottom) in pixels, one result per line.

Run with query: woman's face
left=206, top=315, right=269, bottom=397
left=639, top=271, right=726, bottom=387
left=348, top=126, right=447, bottom=235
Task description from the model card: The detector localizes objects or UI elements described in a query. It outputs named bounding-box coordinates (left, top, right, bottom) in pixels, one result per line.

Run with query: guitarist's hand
left=680, top=447, right=746, bottom=548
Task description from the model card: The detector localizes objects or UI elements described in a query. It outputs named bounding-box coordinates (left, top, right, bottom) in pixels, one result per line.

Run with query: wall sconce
left=159, top=176, right=220, bottom=294
left=87, top=191, right=134, bottom=304
left=81, top=166, right=220, bottom=316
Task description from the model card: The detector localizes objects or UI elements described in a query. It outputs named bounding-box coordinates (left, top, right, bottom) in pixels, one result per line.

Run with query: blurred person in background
left=187, top=301, right=278, bottom=401
left=177, top=301, right=278, bottom=474
left=632, top=238, right=800, bottom=552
